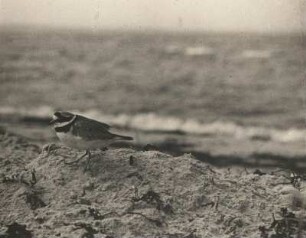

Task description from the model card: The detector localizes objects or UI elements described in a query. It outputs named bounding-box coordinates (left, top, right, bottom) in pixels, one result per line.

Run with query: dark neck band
left=55, top=123, right=72, bottom=133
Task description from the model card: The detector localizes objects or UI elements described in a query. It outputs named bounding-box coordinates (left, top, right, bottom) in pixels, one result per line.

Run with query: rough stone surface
left=0, top=130, right=305, bottom=237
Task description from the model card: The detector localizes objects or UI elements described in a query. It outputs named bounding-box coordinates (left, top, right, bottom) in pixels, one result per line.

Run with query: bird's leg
left=64, top=150, right=89, bottom=165
left=84, top=150, right=92, bottom=171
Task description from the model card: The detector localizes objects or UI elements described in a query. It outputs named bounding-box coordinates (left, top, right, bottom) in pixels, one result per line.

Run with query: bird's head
left=49, top=111, right=76, bottom=126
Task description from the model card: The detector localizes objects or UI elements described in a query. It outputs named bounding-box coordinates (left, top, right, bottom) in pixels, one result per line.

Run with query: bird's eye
left=54, top=112, right=61, bottom=117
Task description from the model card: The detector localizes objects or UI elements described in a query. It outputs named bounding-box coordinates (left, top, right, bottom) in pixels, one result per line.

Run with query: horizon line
left=1, top=23, right=305, bottom=36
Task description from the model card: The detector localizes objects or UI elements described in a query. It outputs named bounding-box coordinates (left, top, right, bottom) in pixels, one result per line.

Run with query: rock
left=1, top=132, right=305, bottom=237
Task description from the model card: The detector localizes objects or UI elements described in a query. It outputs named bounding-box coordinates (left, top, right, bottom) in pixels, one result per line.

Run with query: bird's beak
left=49, top=118, right=58, bottom=125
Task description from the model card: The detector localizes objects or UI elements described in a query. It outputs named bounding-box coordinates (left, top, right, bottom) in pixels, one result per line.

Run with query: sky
left=0, top=0, right=305, bottom=33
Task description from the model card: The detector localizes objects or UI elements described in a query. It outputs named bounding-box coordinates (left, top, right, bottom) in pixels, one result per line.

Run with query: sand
left=1, top=127, right=306, bottom=238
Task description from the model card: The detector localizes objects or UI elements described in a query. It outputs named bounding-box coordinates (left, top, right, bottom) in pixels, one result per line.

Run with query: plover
left=50, top=111, right=133, bottom=168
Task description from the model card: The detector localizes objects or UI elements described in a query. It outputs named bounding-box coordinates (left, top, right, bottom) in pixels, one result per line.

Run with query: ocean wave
left=184, top=46, right=215, bottom=57
left=0, top=106, right=305, bottom=143
left=240, top=49, right=273, bottom=59
left=163, top=45, right=215, bottom=57
left=163, top=45, right=181, bottom=55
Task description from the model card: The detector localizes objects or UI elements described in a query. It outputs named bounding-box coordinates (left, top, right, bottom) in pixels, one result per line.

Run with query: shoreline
left=1, top=111, right=306, bottom=170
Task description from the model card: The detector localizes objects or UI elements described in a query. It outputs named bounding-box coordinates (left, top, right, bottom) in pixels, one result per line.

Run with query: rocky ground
left=1, top=127, right=306, bottom=238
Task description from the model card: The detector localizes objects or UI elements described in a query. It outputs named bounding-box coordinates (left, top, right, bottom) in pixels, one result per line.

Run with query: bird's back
left=72, top=115, right=114, bottom=141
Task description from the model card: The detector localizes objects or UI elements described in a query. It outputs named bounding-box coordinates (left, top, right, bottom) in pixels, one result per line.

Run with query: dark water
left=0, top=28, right=305, bottom=145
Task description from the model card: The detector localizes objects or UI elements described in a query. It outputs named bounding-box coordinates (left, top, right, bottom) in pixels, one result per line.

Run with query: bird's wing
left=72, top=115, right=115, bottom=141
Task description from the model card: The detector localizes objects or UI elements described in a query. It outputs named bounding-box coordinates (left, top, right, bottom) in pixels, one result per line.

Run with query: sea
left=0, top=27, right=305, bottom=168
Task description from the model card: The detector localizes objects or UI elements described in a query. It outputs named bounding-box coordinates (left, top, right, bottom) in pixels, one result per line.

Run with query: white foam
left=163, top=45, right=215, bottom=57
left=0, top=107, right=305, bottom=143
left=241, top=50, right=273, bottom=59
left=0, top=106, right=54, bottom=118
left=184, top=46, right=215, bottom=56
left=164, top=45, right=181, bottom=55
left=80, top=111, right=306, bottom=143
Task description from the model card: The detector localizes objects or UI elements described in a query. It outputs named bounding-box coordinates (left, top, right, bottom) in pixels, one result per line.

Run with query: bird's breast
left=56, top=131, right=110, bottom=150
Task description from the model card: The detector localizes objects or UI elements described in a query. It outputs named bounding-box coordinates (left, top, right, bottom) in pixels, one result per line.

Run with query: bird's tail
left=114, top=134, right=133, bottom=141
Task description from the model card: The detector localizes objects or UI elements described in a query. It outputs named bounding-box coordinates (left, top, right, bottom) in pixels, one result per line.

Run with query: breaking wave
left=163, top=45, right=215, bottom=57
left=240, top=49, right=274, bottom=59
left=0, top=106, right=305, bottom=143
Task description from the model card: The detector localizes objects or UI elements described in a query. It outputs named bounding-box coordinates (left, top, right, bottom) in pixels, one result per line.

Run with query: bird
left=49, top=111, right=133, bottom=169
